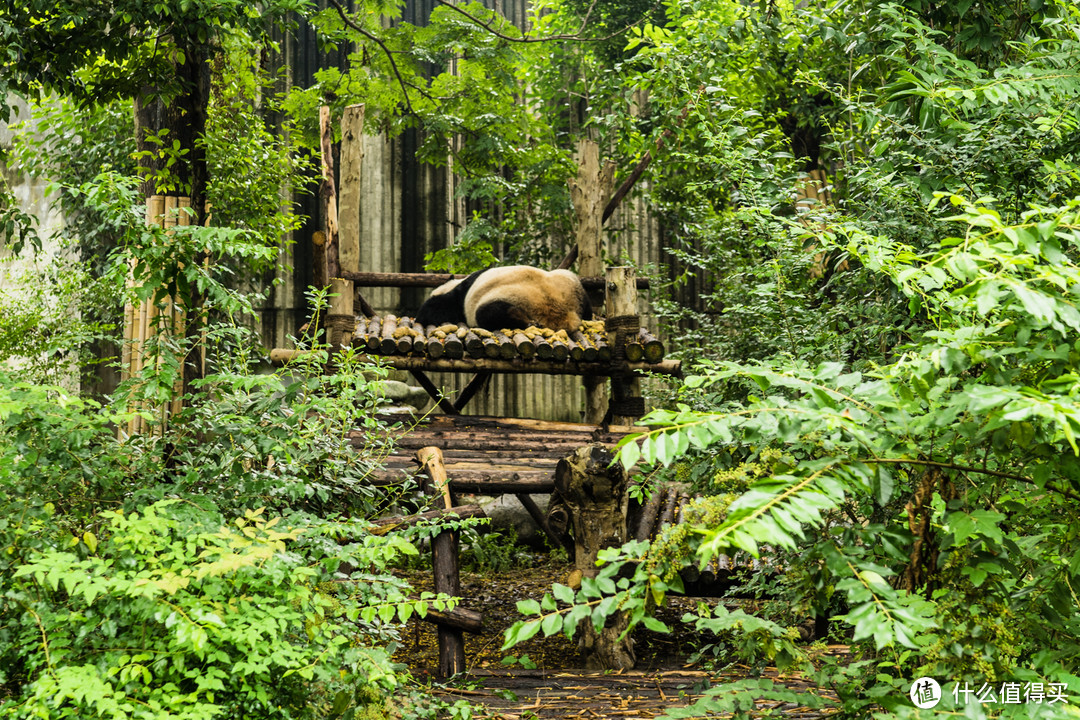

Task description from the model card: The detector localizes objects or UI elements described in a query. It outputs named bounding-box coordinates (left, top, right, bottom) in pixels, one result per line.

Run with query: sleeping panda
left=414, top=265, right=592, bottom=332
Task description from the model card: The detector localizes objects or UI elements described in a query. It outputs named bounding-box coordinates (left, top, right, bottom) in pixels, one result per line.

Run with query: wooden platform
left=358, top=415, right=643, bottom=494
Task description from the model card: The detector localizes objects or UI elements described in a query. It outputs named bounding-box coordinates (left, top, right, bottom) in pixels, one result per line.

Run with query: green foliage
left=0, top=500, right=423, bottom=719
left=0, top=0, right=309, bottom=115
left=460, top=528, right=522, bottom=575
left=423, top=215, right=499, bottom=274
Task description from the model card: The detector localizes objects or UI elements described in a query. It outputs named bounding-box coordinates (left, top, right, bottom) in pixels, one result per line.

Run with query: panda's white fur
left=414, top=265, right=591, bottom=332
left=465, top=267, right=589, bottom=331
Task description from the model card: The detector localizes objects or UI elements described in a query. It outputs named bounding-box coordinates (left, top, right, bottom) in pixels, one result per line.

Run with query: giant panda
left=414, top=265, right=592, bottom=332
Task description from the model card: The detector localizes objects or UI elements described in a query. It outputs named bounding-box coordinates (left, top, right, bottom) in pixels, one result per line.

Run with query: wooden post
left=418, top=446, right=466, bottom=679
left=569, top=139, right=615, bottom=424
left=319, top=106, right=340, bottom=283
left=327, top=277, right=355, bottom=350
left=336, top=104, right=376, bottom=318
left=555, top=444, right=635, bottom=670
left=338, top=104, right=364, bottom=278
left=605, top=266, right=644, bottom=426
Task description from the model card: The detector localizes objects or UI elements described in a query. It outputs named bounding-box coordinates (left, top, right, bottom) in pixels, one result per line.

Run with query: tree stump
left=555, top=444, right=635, bottom=670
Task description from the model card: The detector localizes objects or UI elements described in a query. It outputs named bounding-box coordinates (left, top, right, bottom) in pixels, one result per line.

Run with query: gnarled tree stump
left=555, top=444, right=635, bottom=670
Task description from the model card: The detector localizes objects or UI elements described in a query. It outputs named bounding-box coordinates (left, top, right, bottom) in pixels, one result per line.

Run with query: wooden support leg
left=453, top=372, right=491, bottom=413
left=515, top=493, right=571, bottom=554
left=409, top=369, right=459, bottom=416
left=418, top=447, right=465, bottom=678
left=556, top=444, right=635, bottom=670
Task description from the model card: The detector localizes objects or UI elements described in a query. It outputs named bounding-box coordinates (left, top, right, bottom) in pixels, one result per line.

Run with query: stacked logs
left=352, top=316, right=667, bottom=364
left=632, top=484, right=763, bottom=587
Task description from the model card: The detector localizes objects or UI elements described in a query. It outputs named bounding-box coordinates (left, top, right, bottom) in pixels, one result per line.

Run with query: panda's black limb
left=473, top=300, right=531, bottom=331
left=414, top=271, right=482, bottom=327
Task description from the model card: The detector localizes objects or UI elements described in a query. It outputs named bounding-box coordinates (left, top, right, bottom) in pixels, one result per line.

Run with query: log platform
left=361, top=414, right=643, bottom=496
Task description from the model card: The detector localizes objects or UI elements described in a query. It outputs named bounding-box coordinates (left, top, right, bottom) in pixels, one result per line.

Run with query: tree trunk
left=555, top=444, right=635, bottom=670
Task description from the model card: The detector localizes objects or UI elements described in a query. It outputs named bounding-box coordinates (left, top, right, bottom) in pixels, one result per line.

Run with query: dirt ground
left=394, top=553, right=841, bottom=718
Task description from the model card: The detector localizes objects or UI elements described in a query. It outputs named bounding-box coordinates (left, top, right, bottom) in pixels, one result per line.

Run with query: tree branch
left=433, top=0, right=650, bottom=44
left=867, top=457, right=1080, bottom=502
left=326, top=0, right=417, bottom=117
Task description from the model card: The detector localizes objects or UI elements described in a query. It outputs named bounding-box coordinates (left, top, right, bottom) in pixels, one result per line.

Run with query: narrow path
left=430, top=667, right=838, bottom=719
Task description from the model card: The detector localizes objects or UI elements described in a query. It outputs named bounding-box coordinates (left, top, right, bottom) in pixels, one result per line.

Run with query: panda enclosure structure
left=267, top=103, right=699, bottom=676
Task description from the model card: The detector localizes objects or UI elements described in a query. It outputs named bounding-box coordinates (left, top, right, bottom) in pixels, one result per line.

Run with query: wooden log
left=640, top=329, right=664, bottom=364
left=535, top=337, right=554, bottom=360
left=348, top=355, right=683, bottom=377
left=658, top=486, right=678, bottom=530
left=443, top=333, right=465, bottom=359
left=379, top=314, right=399, bottom=355
left=464, top=331, right=485, bottom=359
left=422, top=605, right=483, bottom=634
left=552, top=339, right=570, bottom=362
left=572, top=331, right=598, bottom=362
left=482, top=337, right=500, bottom=359
left=625, top=336, right=645, bottom=363
left=371, top=504, right=486, bottom=533
left=395, top=317, right=413, bottom=354
left=328, top=277, right=355, bottom=349
left=418, top=446, right=452, bottom=508
left=634, top=483, right=666, bottom=542
left=495, top=333, right=516, bottom=360
left=365, top=317, right=382, bottom=353
left=511, top=332, right=535, bottom=359
left=567, top=339, right=584, bottom=362
left=426, top=325, right=445, bottom=359
left=412, top=325, right=427, bottom=354
left=596, top=341, right=612, bottom=363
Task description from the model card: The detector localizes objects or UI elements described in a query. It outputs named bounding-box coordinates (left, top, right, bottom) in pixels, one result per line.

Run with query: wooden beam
left=408, top=369, right=460, bottom=415
left=453, top=372, right=491, bottom=412
left=515, top=492, right=571, bottom=553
